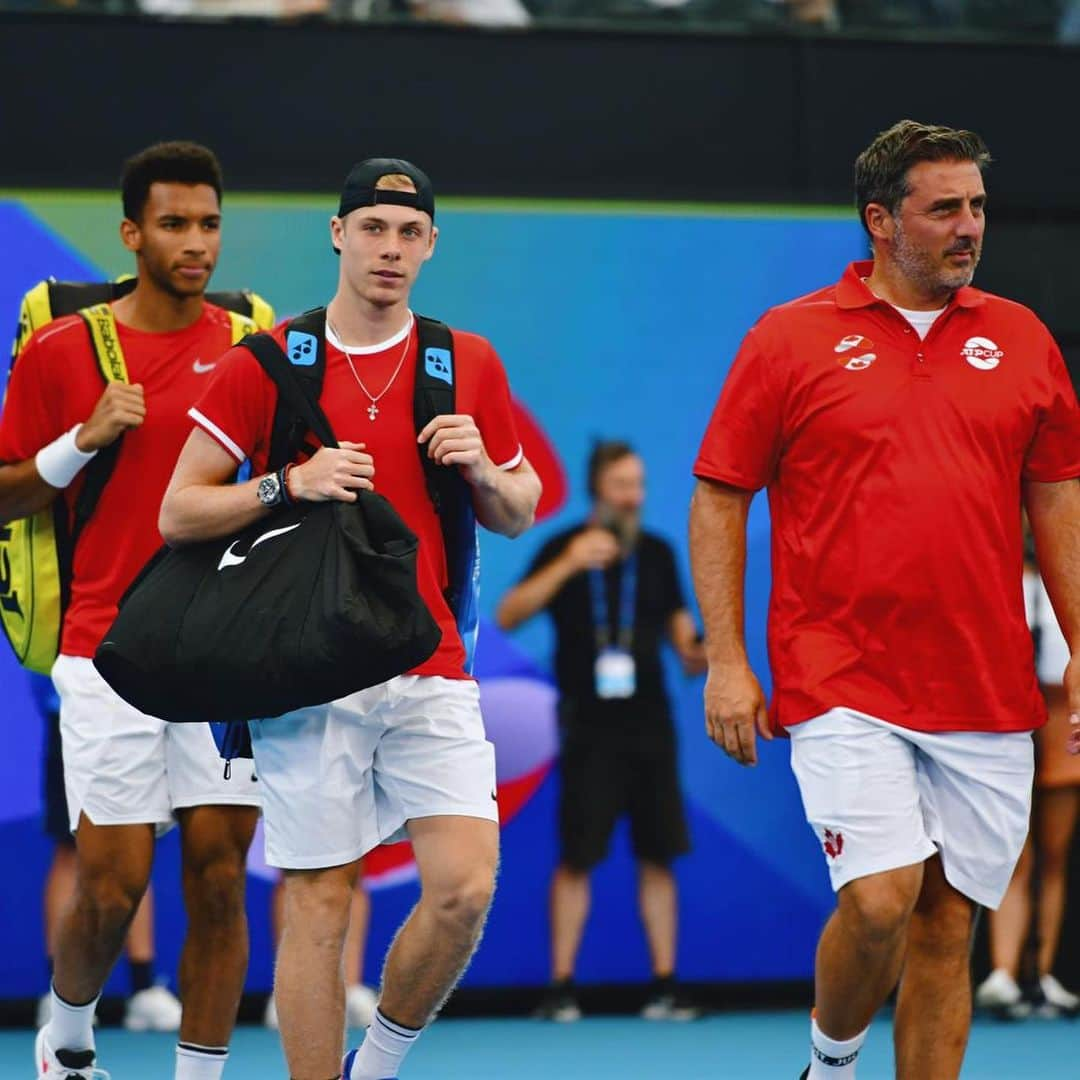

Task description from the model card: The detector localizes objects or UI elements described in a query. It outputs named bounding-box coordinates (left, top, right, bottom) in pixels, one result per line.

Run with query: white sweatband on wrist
left=35, top=424, right=99, bottom=489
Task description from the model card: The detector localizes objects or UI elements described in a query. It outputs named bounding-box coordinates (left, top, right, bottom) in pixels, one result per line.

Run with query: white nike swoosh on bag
left=217, top=521, right=303, bottom=571
left=193, top=359, right=217, bottom=374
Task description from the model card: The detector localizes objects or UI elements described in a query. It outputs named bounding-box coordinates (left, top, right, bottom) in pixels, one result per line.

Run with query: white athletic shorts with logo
left=789, top=707, right=1034, bottom=910
left=250, top=674, right=499, bottom=870
left=52, top=655, right=260, bottom=835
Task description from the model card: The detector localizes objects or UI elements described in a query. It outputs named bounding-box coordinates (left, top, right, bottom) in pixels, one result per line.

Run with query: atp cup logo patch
left=834, top=334, right=876, bottom=371
left=961, top=337, right=1004, bottom=370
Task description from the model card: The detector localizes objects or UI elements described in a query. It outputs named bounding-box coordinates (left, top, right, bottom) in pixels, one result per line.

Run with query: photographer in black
left=497, top=440, right=705, bottom=1021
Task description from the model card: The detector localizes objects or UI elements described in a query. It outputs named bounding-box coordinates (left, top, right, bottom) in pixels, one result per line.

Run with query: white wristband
left=35, top=424, right=99, bottom=489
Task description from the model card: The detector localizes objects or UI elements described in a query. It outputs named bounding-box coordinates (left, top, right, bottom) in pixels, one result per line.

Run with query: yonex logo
left=961, top=336, right=1003, bottom=370
left=425, top=347, right=453, bottom=386
left=286, top=331, right=318, bottom=367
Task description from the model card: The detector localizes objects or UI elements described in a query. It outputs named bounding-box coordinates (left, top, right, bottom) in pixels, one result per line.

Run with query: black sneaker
left=533, top=981, right=582, bottom=1022
left=640, top=980, right=704, bottom=1021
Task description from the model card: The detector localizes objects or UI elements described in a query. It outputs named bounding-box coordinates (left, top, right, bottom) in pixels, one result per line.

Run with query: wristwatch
left=257, top=472, right=284, bottom=508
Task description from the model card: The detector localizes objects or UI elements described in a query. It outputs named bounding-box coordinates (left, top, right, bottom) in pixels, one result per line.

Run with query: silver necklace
left=327, top=315, right=413, bottom=421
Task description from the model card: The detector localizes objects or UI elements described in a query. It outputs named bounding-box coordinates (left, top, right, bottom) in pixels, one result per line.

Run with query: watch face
left=258, top=473, right=280, bottom=506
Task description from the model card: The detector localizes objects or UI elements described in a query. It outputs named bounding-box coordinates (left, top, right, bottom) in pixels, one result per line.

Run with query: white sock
left=175, top=1042, right=228, bottom=1080
left=347, top=1009, right=422, bottom=1079
left=45, top=984, right=98, bottom=1052
left=808, top=1017, right=868, bottom=1078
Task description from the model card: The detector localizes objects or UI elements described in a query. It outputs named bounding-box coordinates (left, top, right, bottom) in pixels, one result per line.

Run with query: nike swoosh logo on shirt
left=193, top=359, right=217, bottom=374
left=217, top=522, right=303, bottom=571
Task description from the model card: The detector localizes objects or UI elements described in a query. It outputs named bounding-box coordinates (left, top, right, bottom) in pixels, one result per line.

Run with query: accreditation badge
left=595, top=647, right=636, bottom=699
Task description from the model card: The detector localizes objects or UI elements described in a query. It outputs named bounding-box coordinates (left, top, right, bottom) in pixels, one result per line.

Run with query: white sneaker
left=974, top=969, right=1031, bottom=1017
left=35, top=1027, right=109, bottom=1079
left=264, top=994, right=279, bottom=1031
left=345, top=984, right=378, bottom=1029
left=123, top=985, right=182, bottom=1032
left=1040, top=974, right=1080, bottom=1012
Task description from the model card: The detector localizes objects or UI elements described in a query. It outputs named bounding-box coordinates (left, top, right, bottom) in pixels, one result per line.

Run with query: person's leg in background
left=975, top=838, right=1034, bottom=1016
left=343, top=878, right=378, bottom=1029
left=627, top=722, right=699, bottom=1020
left=1024, top=682, right=1080, bottom=1013
left=1033, top=782, right=1080, bottom=1012
left=537, top=725, right=618, bottom=1022
left=122, top=885, right=183, bottom=1032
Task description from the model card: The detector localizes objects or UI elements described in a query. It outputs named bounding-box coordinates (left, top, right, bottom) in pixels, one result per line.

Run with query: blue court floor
left=6, top=1011, right=1077, bottom=1078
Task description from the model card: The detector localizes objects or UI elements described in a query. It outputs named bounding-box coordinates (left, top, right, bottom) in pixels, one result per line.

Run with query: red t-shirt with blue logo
left=190, top=317, right=522, bottom=681
left=694, top=261, right=1080, bottom=734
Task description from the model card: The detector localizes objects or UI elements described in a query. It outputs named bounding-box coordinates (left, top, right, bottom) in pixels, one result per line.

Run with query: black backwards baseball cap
left=338, top=157, right=435, bottom=220
left=333, top=158, right=435, bottom=254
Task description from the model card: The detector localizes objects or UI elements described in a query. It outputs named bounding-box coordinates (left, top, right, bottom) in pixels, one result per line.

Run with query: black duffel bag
left=93, top=332, right=442, bottom=725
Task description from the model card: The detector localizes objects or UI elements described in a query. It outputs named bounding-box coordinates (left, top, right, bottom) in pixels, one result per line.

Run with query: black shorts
left=43, top=710, right=74, bottom=844
left=558, top=699, right=690, bottom=871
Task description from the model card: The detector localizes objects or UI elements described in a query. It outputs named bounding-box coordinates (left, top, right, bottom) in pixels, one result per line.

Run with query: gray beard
left=892, top=224, right=978, bottom=297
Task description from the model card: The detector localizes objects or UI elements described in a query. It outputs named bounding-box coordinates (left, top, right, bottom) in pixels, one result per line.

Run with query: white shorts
left=789, top=707, right=1034, bottom=910
left=53, top=655, right=260, bottom=835
left=250, top=674, right=499, bottom=870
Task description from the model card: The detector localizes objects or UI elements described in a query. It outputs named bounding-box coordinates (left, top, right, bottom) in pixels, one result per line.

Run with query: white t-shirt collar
left=325, top=312, right=414, bottom=355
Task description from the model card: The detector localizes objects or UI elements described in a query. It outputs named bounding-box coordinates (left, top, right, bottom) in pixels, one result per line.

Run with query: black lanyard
left=588, top=554, right=637, bottom=653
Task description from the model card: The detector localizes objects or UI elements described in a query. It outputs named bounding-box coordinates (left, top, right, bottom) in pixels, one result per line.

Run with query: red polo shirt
left=694, top=260, right=1080, bottom=734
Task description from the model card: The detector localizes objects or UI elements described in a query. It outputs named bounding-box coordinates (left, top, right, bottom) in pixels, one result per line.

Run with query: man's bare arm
left=469, top=458, right=542, bottom=539
left=0, top=458, right=61, bottom=524
left=496, top=528, right=619, bottom=630
left=160, top=428, right=379, bottom=546
left=0, top=382, right=147, bottom=525
left=1025, top=478, right=1080, bottom=755
left=666, top=608, right=707, bottom=674
left=1026, top=478, right=1080, bottom=653
left=689, top=477, right=770, bottom=766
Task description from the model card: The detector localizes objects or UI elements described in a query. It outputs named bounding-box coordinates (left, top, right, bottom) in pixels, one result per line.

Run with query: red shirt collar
left=836, top=260, right=985, bottom=311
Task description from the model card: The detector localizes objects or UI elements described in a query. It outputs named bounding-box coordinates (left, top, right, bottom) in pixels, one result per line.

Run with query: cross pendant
left=367, top=402, right=379, bottom=421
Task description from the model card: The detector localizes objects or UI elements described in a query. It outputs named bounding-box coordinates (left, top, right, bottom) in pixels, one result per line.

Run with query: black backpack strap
left=414, top=316, right=457, bottom=514
left=413, top=316, right=478, bottom=623
left=241, top=309, right=337, bottom=468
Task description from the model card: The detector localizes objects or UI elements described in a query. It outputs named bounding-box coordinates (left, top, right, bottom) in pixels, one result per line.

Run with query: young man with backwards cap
left=160, top=159, right=541, bottom=1080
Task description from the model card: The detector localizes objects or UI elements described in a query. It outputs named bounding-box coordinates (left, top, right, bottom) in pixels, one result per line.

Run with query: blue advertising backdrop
left=0, top=194, right=864, bottom=999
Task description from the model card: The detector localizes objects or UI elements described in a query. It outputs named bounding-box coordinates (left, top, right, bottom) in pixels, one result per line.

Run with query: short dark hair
left=854, top=120, right=991, bottom=235
left=121, top=141, right=224, bottom=222
left=587, top=440, right=636, bottom=498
